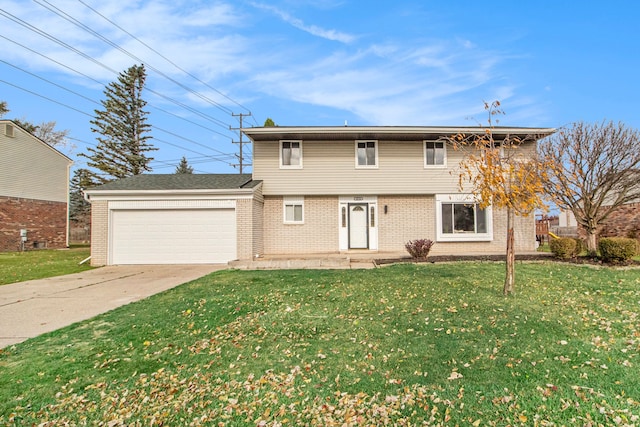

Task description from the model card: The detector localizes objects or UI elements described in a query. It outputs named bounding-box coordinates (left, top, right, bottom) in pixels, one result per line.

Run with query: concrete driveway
left=0, top=264, right=226, bottom=348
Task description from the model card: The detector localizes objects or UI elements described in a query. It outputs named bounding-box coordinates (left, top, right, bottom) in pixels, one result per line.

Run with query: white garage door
left=110, top=209, right=236, bottom=264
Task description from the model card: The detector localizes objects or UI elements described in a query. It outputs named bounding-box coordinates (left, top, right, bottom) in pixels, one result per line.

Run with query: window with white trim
left=425, top=141, right=446, bottom=166
left=280, top=140, right=302, bottom=168
left=355, top=140, right=378, bottom=168
left=435, top=195, right=492, bottom=241
left=283, top=197, right=304, bottom=223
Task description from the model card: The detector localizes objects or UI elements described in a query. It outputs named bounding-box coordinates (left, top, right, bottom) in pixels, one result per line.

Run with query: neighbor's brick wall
left=600, top=202, right=640, bottom=239
left=263, top=196, right=338, bottom=254
left=90, top=200, right=108, bottom=266
left=0, top=196, right=67, bottom=252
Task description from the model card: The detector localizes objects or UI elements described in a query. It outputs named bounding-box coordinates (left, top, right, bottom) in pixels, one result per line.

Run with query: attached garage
left=110, top=207, right=236, bottom=264
left=85, top=174, right=262, bottom=266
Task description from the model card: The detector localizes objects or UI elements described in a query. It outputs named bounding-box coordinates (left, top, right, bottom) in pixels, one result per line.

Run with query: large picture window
left=436, top=195, right=492, bottom=241
left=280, top=140, right=302, bottom=168
left=355, top=141, right=378, bottom=168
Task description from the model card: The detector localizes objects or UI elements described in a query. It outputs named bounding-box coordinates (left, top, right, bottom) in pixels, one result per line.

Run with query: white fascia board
left=85, top=187, right=257, bottom=202
left=243, top=126, right=556, bottom=137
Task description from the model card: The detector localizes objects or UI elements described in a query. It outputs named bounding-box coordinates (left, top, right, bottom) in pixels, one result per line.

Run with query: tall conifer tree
left=82, top=64, right=155, bottom=183
left=69, top=168, right=94, bottom=225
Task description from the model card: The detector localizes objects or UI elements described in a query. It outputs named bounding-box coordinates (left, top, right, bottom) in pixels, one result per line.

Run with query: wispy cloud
left=250, top=2, right=356, bottom=43
left=250, top=38, right=524, bottom=125
left=1, top=0, right=545, bottom=132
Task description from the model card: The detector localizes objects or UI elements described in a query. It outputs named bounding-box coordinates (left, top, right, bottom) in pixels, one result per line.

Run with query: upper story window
left=280, top=140, right=302, bottom=168
left=355, top=140, right=378, bottom=168
left=425, top=141, right=446, bottom=167
left=435, top=194, right=492, bottom=242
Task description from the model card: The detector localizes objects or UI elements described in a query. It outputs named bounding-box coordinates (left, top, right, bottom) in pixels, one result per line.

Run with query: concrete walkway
left=0, top=264, right=226, bottom=348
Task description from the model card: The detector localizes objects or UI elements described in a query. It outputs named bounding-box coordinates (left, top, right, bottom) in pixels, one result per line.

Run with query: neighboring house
left=559, top=196, right=640, bottom=240
left=85, top=126, right=554, bottom=265
left=0, top=120, right=73, bottom=252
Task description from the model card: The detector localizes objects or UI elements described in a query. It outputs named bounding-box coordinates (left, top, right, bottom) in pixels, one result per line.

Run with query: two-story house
left=0, top=120, right=73, bottom=252
left=85, top=126, right=554, bottom=265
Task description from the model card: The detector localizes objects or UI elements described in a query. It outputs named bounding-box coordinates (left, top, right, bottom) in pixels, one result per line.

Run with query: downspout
left=66, top=162, right=72, bottom=248
left=83, top=189, right=92, bottom=265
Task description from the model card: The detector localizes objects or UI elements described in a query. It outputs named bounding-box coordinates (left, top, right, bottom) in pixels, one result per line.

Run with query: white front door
left=349, top=203, right=368, bottom=249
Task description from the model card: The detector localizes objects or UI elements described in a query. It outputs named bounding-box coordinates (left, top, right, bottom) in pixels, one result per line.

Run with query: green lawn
left=1, top=263, right=639, bottom=425
left=0, top=248, right=92, bottom=286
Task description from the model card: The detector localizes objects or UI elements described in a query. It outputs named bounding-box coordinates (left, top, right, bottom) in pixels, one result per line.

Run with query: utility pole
left=230, top=112, right=252, bottom=174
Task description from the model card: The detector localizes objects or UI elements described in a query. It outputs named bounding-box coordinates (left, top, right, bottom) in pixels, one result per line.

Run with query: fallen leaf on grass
left=447, top=370, right=463, bottom=380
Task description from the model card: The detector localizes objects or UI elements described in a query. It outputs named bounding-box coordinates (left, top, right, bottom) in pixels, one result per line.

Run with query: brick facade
left=89, top=200, right=109, bottom=265
left=236, top=197, right=265, bottom=259
left=377, top=195, right=434, bottom=252
left=0, top=196, right=68, bottom=252
left=377, top=196, right=535, bottom=255
left=261, top=195, right=536, bottom=256
left=600, top=202, right=640, bottom=239
left=263, top=196, right=338, bottom=254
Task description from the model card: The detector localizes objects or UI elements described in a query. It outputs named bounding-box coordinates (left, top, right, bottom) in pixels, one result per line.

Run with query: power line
left=230, top=112, right=252, bottom=174
left=154, top=126, right=235, bottom=158
left=0, top=5, right=253, bottom=170
left=0, top=14, right=233, bottom=131
left=0, top=58, right=100, bottom=106
left=0, top=32, right=235, bottom=137
left=35, top=0, right=238, bottom=117
left=0, top=61, right=236, bottom=157
left=0, top=78, right=93, bottom=117
left=75, top=0, right=254, bottom=118
left=0, top=8, right=119, bottom=74
left=0, top=75, right=237, bottom=167
left=152, top=137, right=235, bottom=166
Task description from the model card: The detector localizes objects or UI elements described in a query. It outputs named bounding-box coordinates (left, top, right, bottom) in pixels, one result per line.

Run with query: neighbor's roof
left=243, top=125, right=556, bottom=142
left=86, top=173, right=258, bottom=192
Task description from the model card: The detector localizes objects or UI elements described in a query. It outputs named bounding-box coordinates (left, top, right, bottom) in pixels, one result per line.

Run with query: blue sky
left=1, top=0, right=638, bottom=174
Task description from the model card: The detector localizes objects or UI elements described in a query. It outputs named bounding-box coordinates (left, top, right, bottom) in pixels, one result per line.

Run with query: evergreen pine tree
left=174, top=156, right=194, bottom=174
left=82, top=64, right=156, bottom=183
left=69, top=168, right=94, bottom=226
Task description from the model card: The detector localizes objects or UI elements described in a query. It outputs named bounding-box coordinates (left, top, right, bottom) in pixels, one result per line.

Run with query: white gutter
left=242, top=125, right=557, bottom=136
left=84, top=182, right=263, bottom=201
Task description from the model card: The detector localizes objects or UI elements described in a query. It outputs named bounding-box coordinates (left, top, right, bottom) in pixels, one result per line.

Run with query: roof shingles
left=91, top=174, right=258, bottom=191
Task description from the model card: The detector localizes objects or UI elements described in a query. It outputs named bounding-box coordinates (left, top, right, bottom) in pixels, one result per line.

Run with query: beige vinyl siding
left=0, top=122, right=71, bottom=202
left=254, top=139, right=536, bottom=196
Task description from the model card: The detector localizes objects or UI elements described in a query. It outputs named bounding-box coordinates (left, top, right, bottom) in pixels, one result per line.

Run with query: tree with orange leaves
left=446, top=101, right=551, bottom=295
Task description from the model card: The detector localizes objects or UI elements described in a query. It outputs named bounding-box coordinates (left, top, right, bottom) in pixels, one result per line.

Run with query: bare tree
left=539, top=121, right=640, bottom=255
left=33, top=121, right=72, bottom=150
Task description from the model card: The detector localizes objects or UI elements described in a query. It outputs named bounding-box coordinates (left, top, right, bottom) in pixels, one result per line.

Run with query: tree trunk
left=504, top=209, right=515, bottom=296
left=585, top=230, right=598, bottom=257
